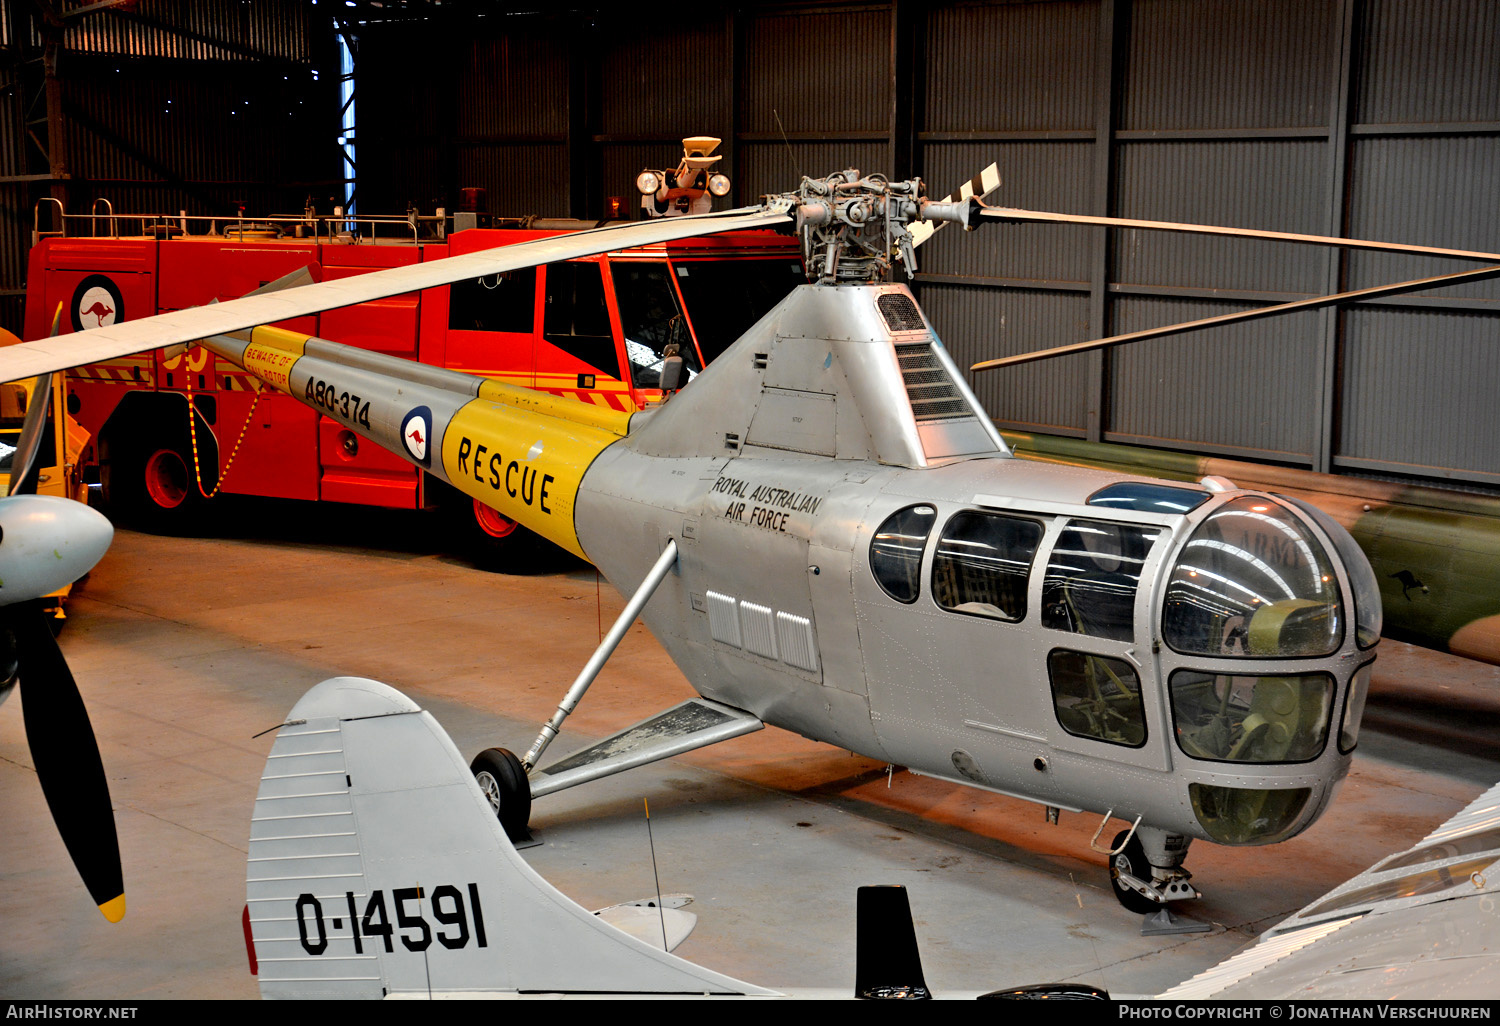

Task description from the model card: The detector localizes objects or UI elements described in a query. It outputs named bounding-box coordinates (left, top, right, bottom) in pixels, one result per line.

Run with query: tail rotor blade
left=12, top=603, right=126, bottom=922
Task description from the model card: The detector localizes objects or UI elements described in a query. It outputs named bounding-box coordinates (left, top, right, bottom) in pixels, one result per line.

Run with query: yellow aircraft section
left=440, top=396, right=622, bottom=560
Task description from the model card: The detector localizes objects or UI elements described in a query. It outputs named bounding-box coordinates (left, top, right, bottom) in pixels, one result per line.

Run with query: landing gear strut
left=1103, top=825, right=1201, bottom=912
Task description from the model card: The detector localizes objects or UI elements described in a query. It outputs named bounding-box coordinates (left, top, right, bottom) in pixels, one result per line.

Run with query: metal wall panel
left=1356, top=0, right=1500, bottom=125
left=1113, top=140, right=1329, bottom=295
left=1345, top=135, right=1500, bottom=303
left=63, top=65, right=327, bottom=188
left=739, top=142, right=889, bottom=203
left=924, top=282, right=1091, bottom=433
left=459, top=144, right=569, bottom=218
left=1120, top=0, right=1337, bottom=131
left=1340, top=306, right=1500, bottom=480
left=922, top=141, right=1094, bottom=282
left=599, top=18, right=731, bottom=138
left=1108, top=297, right=1322, bottom=459
left=458, top=35, right=569, bottom=138
left=739, top=7, right=890, bottom=135
left=57, top=0, right=313, bottom=62
left=925, top=0, right=1098, bottom=133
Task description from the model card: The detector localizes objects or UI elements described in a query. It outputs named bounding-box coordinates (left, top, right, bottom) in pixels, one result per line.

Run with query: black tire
left=471, top=747, right=532, bottom=842
left=109, top=441, right=203, bottom=532
left=1109, top=829, right=1161, bottom=914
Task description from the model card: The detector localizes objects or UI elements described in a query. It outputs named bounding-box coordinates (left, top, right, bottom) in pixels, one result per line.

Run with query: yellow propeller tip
left=99, top=894, right=126, bottom=923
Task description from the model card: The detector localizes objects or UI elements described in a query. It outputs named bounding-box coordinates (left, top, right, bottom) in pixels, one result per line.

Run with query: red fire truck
left=22, top=206, right=804, bottom=567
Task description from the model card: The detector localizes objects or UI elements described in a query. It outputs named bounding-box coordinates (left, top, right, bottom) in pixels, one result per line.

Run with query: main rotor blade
left=978, top=206, right=1500, bottom=263
left=0, top=207, right=792, bottom=383
left=12, top=602, right=125, bottom=922
left=971, top=264, right=1500, bottom=372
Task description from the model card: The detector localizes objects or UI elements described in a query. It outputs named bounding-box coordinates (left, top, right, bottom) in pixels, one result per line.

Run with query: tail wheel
left=470, top=747, right=532, bottom=842
left=1109, top=829, right=1162, bottom=914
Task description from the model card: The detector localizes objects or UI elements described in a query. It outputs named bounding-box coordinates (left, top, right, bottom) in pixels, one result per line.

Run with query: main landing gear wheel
left=1109, top=829, right=1161, bottom=914
left=471, top=747, right=532, bottom=842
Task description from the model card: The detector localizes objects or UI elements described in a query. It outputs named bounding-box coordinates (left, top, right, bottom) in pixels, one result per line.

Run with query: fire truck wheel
left=470, top=747, right=531, bottom=842
left=115, top=442, right=201, bottom=530
left=460, top=498, right=533, bottom=571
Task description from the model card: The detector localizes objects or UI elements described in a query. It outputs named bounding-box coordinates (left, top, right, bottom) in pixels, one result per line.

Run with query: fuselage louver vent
left=895, top=342, right=971, bottom=422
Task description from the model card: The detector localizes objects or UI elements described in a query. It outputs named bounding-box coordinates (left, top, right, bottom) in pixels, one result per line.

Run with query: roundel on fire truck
left=401, top=406, right=433, bottom=467
left=71, top=274, right=124, bottom=332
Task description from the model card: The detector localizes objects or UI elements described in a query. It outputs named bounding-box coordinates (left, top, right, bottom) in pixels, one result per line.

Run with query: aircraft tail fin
left=246, top=677, right=776, bottom=999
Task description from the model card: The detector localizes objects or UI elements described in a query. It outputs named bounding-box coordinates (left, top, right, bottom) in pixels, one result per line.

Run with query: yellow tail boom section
left=203, top=326, right=629, bottom=561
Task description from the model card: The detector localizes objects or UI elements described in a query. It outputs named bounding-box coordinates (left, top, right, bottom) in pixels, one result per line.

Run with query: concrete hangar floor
left=2, top=496, right=1498, bottom=1001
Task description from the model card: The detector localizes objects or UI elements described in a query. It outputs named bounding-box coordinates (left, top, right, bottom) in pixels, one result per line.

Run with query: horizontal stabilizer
left=528, top=697, right=764, bottom=799
left=247, top=677, right=775, bottom=999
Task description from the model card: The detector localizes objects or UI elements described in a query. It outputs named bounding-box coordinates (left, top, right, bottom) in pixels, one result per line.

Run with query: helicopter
left=5, top=167, right=1497, bottom=913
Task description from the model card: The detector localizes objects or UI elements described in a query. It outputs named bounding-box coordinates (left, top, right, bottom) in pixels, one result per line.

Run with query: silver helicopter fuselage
left=577, top=281, right=1379, bottom=849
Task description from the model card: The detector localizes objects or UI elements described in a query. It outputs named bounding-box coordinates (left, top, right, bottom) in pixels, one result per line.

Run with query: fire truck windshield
left=674, top=258, right=806, bottom=363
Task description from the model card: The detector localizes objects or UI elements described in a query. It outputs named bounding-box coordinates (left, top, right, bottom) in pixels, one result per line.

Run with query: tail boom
left=202, top=328, right=627, bottom=559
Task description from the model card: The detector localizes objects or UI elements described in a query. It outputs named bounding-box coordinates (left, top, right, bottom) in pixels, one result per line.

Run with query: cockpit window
left=1301, top=855, right=1500, bottom=918
left=1048, top=650, right=1147, bottom=748
left=1163, top=496, right=1343, bottom=658
left=1277, top=494, right=1382, bottom=650
left=932, top=511, right=1043, bottom=622
left=1372, top=827, right=1500, bottom=874
left=1042, top=520, right=1163, bottom=641
left=1087, top=481, right=1210, bottom=515
left=870, top=504, right=936, bottom=603
left=1170, top=668, right=1334, bottom=764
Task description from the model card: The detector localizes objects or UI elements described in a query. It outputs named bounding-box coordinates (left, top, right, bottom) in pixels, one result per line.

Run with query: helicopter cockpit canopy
left=1162, top=496, right=1344, bottom=659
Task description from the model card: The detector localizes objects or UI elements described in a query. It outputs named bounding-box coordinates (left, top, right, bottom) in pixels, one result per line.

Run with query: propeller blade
left=976, top=205, right=1500, bottom=263
left=12, top=601, right=125, bottom=922
left=6, top=305, right=63, bottom=497
left=0, top=207, right=793, bottom=384
left=972, top=263, right=1500, bottom=372
left=6, top=373, right=52, bottom=497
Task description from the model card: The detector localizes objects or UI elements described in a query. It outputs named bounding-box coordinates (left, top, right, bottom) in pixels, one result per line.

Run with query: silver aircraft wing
left=1157, top=778, right=1500, bottom=999
left=0, top=207, right=791, bottom=381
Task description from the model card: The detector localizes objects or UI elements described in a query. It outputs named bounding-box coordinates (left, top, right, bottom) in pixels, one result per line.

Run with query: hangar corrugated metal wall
left=3, top=0, right=1496, bottom=494
left=0, top=0, right=338, bottom=336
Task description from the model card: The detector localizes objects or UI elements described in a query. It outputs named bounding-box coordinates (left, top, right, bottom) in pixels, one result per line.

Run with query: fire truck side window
left=543, top=261, right=620, bottom=380
left=613, top=262, right=699, bottom=388
left=449, top=267, right=536, bottom=333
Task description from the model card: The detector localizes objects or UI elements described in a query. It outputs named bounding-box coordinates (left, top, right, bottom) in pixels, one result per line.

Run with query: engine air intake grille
left=878, top=294, right=925, bottom=332
left=895, top=343, right=971, bottom=422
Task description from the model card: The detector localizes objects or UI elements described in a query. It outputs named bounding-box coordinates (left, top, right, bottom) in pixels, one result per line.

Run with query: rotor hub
left=765, top=170, right=975, bottom=285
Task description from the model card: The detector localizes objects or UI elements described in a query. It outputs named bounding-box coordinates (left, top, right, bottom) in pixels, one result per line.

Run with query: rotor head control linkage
left=761, top=170, right=981, bottom=285
left=522, top=539, right=681, bottom=772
